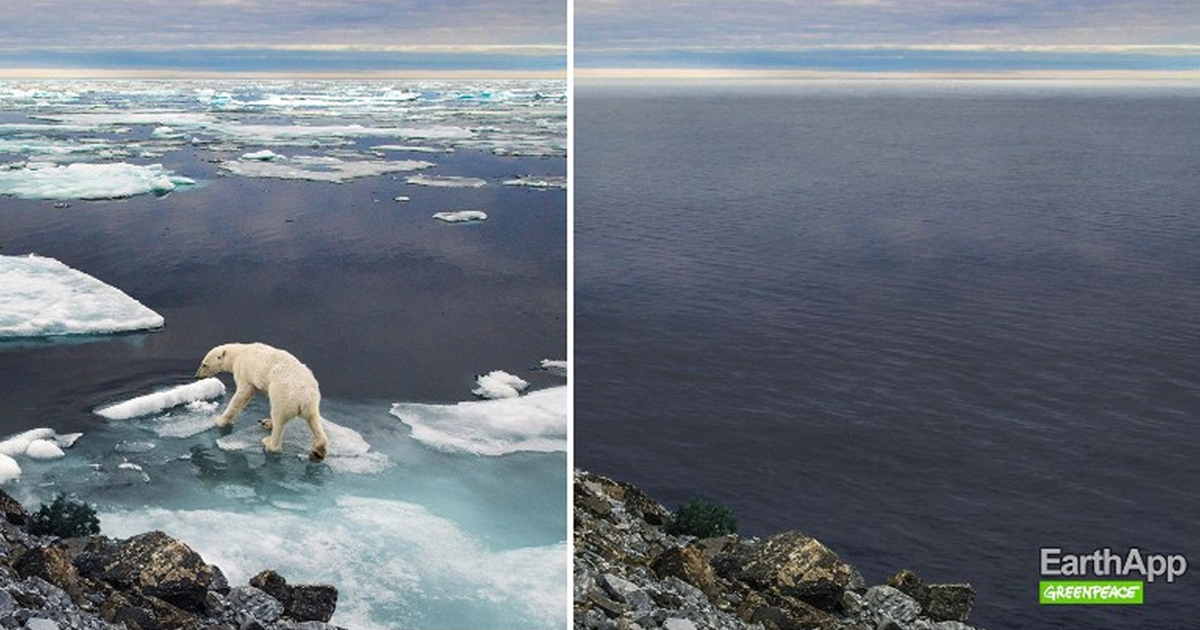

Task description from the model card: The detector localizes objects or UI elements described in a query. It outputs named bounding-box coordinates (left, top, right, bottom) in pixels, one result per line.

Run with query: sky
left=0, top=0, right=566, bottom=77
left=576, top=0, right=1200, bottom=78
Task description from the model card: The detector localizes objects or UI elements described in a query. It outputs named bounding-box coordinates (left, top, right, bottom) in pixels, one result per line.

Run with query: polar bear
left=195, top=342, right=329, bottom=462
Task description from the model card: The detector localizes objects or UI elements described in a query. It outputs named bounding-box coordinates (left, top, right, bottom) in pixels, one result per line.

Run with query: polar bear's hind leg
left=306, top=411, right=329, bottom=462
left=261, top=404, right=290, bottom=453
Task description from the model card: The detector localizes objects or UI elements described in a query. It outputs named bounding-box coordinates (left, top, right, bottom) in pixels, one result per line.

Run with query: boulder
left=82, top=531, right=214, bottom=612
left=724, top=531, right=855, bottom=610
left=927, top=583, right=975, bottom=622
left=651, top=546, right=717, bottom=596
left=14, top=545, right=82, bottom=597
left=249, top=569, right=338, bottom=623
left=887, top=569, right=930, bottom=609
left=0, top=486, right=28, bottom=525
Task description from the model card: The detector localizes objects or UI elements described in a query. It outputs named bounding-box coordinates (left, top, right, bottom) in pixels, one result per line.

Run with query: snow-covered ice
left=390, top=385, right=567, bottom=456
left=407, top=174, right=487, bottom=188
left=503, top=175, right=567, bottom=190
left=25, top=439, right=65, bottom=459
left=221, top=155, right=434, bottom=183
left=432, top=210, right=488, bottom=223
left=472, top=370, right=530, bottom=399
left=0, top=254, right=164, bottom=338
left=0, top=161, right=195, bottom=200
left=95, top=378, right=226, bottom=420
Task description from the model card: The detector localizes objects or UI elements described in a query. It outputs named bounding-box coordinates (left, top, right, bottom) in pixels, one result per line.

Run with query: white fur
left=196, top=342, right=329, bottom=461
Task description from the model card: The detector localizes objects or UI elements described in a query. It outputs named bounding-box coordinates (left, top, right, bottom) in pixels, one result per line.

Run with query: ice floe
left=390, top=385, right=567, bottom=456
left=239, top=149, right=284, bottom=161
left=94, top=378, right=226, bottom=420
left=540, top=359, right=568, bottom=377
left=407, top=174, right=487, bottom=188
left=432, top=210, right=488, bottom=223
left=472, top=370, right=530, bottom=399
left=215, top=417, right=388, bottom=474
left=370, top=144, right=452, bottom=154
left=0, top=254, right=164, bottom=338
left=0, top=456, right=19, bottom=484
left=0, top=428, right=82, bottom=482
left=25, top=439, right=65, bottom=459
left=503, top=175, right=567, bottom=190
left=220, top=155, right=434, bottom=183
left=0, top=161, right=195, bottom=200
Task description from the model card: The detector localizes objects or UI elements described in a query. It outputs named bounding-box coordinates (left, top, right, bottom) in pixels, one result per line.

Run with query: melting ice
left=5, top=383, right=567, bottom=629
left=0, top=254, right=164, bottom=338
left=0, top=162, right=195, bottom=200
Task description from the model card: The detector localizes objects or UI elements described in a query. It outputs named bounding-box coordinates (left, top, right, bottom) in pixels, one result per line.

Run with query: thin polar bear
left=195, top=342, right=329, bottom=461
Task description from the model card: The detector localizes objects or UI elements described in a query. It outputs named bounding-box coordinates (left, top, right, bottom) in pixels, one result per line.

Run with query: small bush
left=27, top=493, right=100, bottom=538
left=665, top=496, right=737, bottom=538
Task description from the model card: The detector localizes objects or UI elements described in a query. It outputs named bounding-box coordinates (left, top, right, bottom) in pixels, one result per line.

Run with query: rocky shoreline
left=575, top=469, right=986, bottom=630
left=0, top=488, right=341, bottom=630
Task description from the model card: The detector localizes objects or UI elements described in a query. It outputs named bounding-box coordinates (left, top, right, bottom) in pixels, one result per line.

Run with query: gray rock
left=864, top=585, right=921, bottom=625
left=662, top=618, right=697, bottom=630
left=25, top=619, right=59, bottom=630
left=226, top=586, right=283, bottom=625
left=926, top=584, right=974, bottom=623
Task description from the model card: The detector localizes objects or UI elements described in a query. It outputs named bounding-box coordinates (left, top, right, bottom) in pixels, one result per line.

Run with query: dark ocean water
left=0, top=145, right=567, bottom=429
left=574, top=81, right=1200, bottom=629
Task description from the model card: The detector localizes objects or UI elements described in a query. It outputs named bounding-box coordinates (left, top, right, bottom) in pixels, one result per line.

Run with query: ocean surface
left=574, top=80, right=1200, bottom=629
left=0, top=79, right=567, bottom=629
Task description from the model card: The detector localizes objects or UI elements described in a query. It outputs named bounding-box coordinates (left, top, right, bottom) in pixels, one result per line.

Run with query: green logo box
left=1040, top=580, right=1144, bottom=605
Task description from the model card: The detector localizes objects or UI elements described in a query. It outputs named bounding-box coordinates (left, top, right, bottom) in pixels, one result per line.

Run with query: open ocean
left=574, top=80, right=1200, bottom=629
left=0, top=79, right=567, bottom=629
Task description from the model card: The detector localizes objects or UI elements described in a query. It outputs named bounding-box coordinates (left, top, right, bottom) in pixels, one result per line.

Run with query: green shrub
left=665, top=496, right=737, bottom=538
left=27, top=493, right=100, bottom=538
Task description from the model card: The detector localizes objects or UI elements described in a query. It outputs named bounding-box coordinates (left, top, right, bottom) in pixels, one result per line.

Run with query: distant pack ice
left=0, top=254, right=164, bottom=338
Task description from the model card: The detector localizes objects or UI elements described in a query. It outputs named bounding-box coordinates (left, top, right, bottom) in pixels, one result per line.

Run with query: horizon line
left=575, top=68, right=1200, bottom=82
left=0, top=68, right=568, bottom=81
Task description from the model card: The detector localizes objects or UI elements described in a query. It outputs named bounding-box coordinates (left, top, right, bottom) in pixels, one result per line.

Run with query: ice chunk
left=0, top=161, right=196, bottom=200
left=26, top=439, right=65, bottom=459
left=95, top=378, right=226, bottom=420
left=472, top=370, right=530, bottom=400
left=0, top=454, right=19, bottom=484
left=503, top=176, right=567, bottom=190
left=390, top=386, right=567, bottom=456
left=0, top=428, right=57, bottom=457
left=34, top=111, right=218, bottom=128
left=432, top=210, right=487, bottom=223
left=239, top=149, right=284, bottom=161
left=406, top=174, right=486, bottom=188
left=215, top=418, right=388, bottom=474
left=370, top=144, right=452, bottom=154
left=55, top=432, right=84, bottom=448
left=0, top=254, right=164, bottom=338
left=540, top=359, right=568, bottom=377
left=220, top=155, right=434, bottom=183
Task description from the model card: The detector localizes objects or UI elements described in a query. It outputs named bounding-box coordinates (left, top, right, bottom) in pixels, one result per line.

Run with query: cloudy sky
left=576, top=0, right=1200, bottom=76
left=0, top=0, right=565, bottom=76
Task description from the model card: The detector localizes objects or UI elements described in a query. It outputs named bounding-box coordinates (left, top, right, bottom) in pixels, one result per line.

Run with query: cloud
left=576, top=0, right=1200, bottom=72
left=0, top=0, right=565, bottom=50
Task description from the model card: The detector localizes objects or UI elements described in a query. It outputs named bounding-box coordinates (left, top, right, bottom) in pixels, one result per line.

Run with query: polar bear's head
left=196, top=345, right=232, bottom=378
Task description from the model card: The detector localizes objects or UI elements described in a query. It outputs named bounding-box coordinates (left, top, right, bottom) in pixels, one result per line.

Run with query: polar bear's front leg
left=215, top=385, right=254, bottom=427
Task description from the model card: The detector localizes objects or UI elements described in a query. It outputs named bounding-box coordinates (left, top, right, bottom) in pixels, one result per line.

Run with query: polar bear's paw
left=260, top=418, right=273, bottom=430
left=214, top=415, right=234, bottom=428
left=262, top=436, right=283, bottom=453
left=309, top=443, right=327, bottom=463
